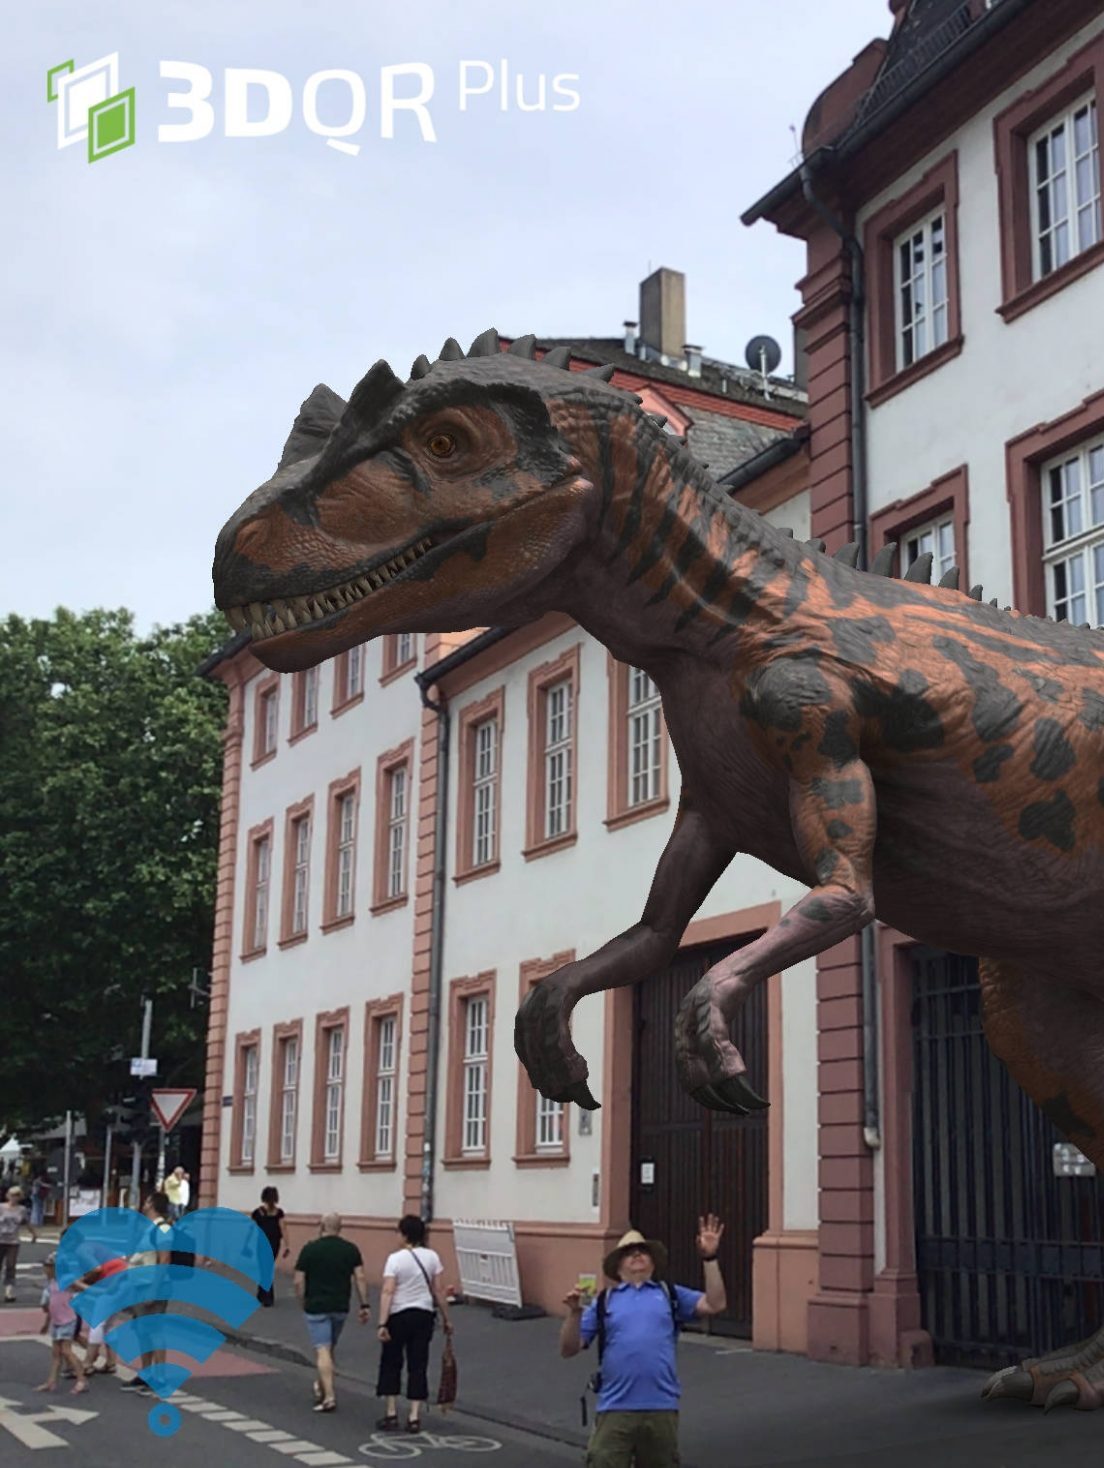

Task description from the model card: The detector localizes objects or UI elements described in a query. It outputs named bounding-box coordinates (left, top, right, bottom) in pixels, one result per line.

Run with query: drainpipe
left=800, top=160, right=881, bottom=1152
left=415, top=678, right=452, bottom=1220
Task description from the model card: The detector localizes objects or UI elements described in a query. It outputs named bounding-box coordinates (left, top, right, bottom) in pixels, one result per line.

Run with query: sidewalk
left=227, top=1287, right=1102, bottom=1467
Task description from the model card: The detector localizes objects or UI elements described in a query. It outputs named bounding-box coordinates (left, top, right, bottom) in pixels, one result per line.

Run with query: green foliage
left=0, top=607, right=229, bottom=1133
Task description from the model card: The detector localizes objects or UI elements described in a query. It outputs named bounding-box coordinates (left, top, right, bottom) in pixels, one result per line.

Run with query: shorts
left=87, top=1322, right=106, bottom=1346
left=50, top=1322, right=77, bottom=1342
left=304, top=1312, right=347, bottom=1350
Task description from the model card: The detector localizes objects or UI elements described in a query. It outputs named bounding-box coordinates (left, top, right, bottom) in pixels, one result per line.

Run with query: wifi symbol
left=57, top=1206, right=274, bottom=1438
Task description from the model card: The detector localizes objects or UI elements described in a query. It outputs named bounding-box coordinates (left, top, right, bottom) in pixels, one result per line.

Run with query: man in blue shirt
left=560, top=1215, right=727, bottom=1467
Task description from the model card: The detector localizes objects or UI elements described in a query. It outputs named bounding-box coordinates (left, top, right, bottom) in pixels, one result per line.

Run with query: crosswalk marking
left=296, top=1453, right=354, bottom=1466
left=269, top=1440, right=327, bottom=1455
left=224, top=1418, right=275, bottom=1432
left=247, top=1429, right=297, bottom=1443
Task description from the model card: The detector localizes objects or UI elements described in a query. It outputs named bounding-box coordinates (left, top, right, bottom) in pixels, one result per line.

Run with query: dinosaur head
left=212, top=330, right=629, bottom=673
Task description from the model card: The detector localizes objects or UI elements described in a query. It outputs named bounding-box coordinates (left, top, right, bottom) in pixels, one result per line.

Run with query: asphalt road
left=0, top=1335, right=579, bottom=1468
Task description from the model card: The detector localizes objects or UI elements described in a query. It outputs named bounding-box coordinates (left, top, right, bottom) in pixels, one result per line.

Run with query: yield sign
left=150, top=1088, right=196, bottom=1132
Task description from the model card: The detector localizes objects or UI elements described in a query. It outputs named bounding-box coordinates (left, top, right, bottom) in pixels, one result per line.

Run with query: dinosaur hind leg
left=979, top=958, right=1104, bottom=1412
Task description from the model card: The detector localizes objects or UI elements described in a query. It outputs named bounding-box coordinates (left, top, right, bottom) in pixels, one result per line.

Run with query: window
left=322, top=771, right=359, bottom=930
left=994, top=34, right=1104, bottom=320
left=382, top=632, right=418, bottom=682
left=332, top=647, right=364, bottom=715
left=243, top=820, right=274, bottom=957
left=311, top=1008, right=349, bottom=1168
left=1029, top=97, right=1100, bottom=281
left=360, top=997, right=403, bottom=1169
left=894, top=209, right=948, bottom=371
left=868, top=466, right=970, bottom=593
left=455, top=689, right=504, bottom=883
left=279, top=1036, right=298, bottom=1162
left=268, top=1020, right=303, bottom=1169
left=514, top=953, right=573, bottom=1166
left=241, top=1043, right=258, bottom=1165
left=525, top=646, right=580, bottom=857
left=291, top=666, right=319, bottom=741
left=1042, top=437, right=1104, bottom=625
left=252, top=676, right=280, bottom=765
left=903, top=516, right=956, bottom=584
left=606, top=657, right=669, bottom=830
left=324, top=1026, right=344, bottom=1160
left=627, top=668, right=663, bottom=807
left=462, top=996, right=488, bottom=1154
left=375, top=1016, right=397, bottom=1158
left=372, top=741, right=414, bottom=911
left=280, top=797, right=313, bottom=946
left=864, top=151, right=961, bottom=403
left=231, top=1029, right=262, bottom=1170
left=445, top=974, right=495, bottom=1166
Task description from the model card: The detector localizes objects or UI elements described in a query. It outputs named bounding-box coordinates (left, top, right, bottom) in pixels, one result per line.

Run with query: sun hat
left=602, top=1228, right=668, bottom=1282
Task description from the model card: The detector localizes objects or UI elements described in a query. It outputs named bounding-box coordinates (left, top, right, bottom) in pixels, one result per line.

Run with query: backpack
left=580, top=1282, right=682, bottom=1426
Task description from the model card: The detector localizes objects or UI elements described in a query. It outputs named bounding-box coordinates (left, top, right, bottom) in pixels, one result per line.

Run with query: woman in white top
left=375, top=1215, right=452, bottom=1435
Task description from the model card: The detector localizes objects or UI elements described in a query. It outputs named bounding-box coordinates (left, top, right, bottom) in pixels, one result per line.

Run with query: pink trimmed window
left=279, top=797, right=313, bottom=947
left=514, top=954, right=573, bottom=1166
left=360, top=998, right=403, bottom=1168
left=252, top=677, right=280, bottom=766
left=372, top=741, right=414, bottom=912
left=381, top=633, right=418, bottom=684
left=444, top=973, right=496, bottom=1167
left=1041, top=434, right=1104, bottom=625
left=230, top=1029, right=261, bottom=1171
left=290, top=667, right=319, bottom=741
left=332, top=647, right=364, bottom=715
left=525, top=645, right=580, bottom=859
left=868, top=466, right=970, bottom=591
left=605, top=657, right=669, bottom=830
left=455, top=689, right=504, bottom=883
left=242, top=820, right=274, bottom=958
left=322, top=771, right=360, bottom=931
left=277, top=1030, right=300, bottom=1164
left=310, top=1008, right=349, bottom=1169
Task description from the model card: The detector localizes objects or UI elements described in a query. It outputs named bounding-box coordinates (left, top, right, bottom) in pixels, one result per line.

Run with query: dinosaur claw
left=691, top=1076, right=769, bottom=1115
left=980, top=1367, right=1034, bottom=1402
left=561, top=1080, right=601, bottom=1111
left=1043, top=1380, right=1080, bottom=1413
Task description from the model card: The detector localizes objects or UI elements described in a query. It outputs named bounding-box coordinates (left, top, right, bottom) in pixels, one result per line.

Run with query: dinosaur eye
left=427, top=432, right=457, bottom=458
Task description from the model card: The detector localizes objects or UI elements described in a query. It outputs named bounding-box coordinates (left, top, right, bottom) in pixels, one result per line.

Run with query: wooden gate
left=911, top=947, right=1104, bottom=1367
left=630, top=941, right=767, bottom=1336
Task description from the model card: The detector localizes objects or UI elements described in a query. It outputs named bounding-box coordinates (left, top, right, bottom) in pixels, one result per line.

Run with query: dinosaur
left=213, top=330, right=1104, bottom=1410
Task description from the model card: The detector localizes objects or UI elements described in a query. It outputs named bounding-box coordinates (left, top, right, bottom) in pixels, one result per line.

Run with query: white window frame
left=323, top=1026, right=344, bottom=1161
left=395, top=632, right=415, bottom=666
left=462, top=996, right=488, bottom=1154
left=252, top=836, right=270, bottom=950
left=261, top=689, right=278, bottom=755
left=903, top=516, right=956, bottom=585
left=375, top=1015, right=397, bottom=1159
left=346, top=645, right=363, bottom=700
left=1042, top=436, right=1104, bottom=627
left=241, top=1044, right=259, bottom=1165
left=1029, top=93, right=1101, bottom=281
left=387, top=766, right=407, bottom=899
left=279, top=1036, right=298, bottom=1163
left=472, top=718, right=498, bottom=867
left=627, top=668, right=662, bottom=807
left=336, top=792, right=355, bottom=918
left=893, top=207, right=949, bottom=371
left=536, top=1092, right=564, bottom=1151
left=291, top=815, right=310, bottom=934
left=302, top=666, right=318, bottom=729
left=543, top=680, right=572, bottom=839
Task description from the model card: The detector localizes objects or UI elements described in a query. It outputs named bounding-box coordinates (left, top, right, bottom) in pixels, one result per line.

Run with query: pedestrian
left=119, top=1192, right=173, bottom=1399
left=293, top=1212, right=371, bottom=1414
left=560, top=1214, right=728, bottom=1468
left=0, top=1185, right=38, bottom=1303
left=72, top=1248, right=127, bottom=1376
left=35, top=1253, right=88, bottom=1395
left=251, top=1186, right=290, bottom=1306
left=30, top=1174, right=50, bottom=1229
left=375, top=1214, right=454, bottom=1436
left=163, top=1167, right=189, bottom=1221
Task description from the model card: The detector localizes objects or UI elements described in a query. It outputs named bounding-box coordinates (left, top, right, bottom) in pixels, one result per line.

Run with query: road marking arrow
left=0, top=1395, right=97, bottom=1449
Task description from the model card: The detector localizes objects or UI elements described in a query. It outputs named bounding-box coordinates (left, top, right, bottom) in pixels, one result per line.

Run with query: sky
left=3, top=1, right=887, bottom=634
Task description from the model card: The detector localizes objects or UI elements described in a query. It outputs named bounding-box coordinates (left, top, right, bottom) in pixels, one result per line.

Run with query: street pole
left=61, top=1110, right=72, bottom=1229
left=130, top=997, right=153, bottom=1209
left=156, top=1125, right=166, bottom=1189
left=102, top=1122, right=113, bottom=1210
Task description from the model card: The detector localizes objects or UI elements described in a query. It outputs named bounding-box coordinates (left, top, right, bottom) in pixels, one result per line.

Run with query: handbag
left=408, top=1247, right=458, bottom=1412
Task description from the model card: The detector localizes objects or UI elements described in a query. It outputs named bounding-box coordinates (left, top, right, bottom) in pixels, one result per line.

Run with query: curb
left=225, top=1328, right=591, bottom=1451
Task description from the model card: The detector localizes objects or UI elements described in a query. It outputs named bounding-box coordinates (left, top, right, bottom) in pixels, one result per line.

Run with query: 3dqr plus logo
left=47, top=53, right=135, bottom=161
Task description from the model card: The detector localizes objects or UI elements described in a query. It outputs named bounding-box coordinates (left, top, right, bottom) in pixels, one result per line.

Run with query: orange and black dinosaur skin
left=214, top=330, right=1104, bottom=1409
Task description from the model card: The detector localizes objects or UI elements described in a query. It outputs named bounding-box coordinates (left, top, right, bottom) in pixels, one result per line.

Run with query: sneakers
left=119, top=1377, right=149, bottom=1394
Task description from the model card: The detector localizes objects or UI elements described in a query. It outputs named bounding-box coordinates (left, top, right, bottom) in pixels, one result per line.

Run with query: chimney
left=792, top=324, right=808, bottom=393
left=623, top=320, right=637, bottom=355
left=684, top=343, right=703, bottom=378
left=639, top=268, right=686, bottom=361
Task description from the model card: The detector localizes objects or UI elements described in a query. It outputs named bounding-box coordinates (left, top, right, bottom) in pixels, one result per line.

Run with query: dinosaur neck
left=558, top=408, right=800, bottom=669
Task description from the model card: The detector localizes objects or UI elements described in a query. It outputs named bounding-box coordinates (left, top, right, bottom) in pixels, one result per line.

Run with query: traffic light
left=114, top=1082, right=153, bottom=1148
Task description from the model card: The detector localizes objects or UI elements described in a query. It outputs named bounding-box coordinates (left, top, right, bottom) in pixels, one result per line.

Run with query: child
left=75, top=1250, right=127, bottom=1376
left=36, top=1254, right=87, bottom=1394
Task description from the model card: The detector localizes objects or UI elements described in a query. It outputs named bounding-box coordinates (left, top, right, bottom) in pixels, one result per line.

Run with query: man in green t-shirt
left=294, top=1212, right=371, bottom=1412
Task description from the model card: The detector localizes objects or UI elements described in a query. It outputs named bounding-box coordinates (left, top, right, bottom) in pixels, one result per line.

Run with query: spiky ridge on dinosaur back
left=213, top=326, right=1100, bottom=655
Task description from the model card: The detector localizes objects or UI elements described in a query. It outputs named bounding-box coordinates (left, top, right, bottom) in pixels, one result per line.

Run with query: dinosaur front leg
left=978, top=960, right=1104, bottom=1412
left=676, top=731, right=876, bottom=1113
left=514, top=794, right=735, bottom=1109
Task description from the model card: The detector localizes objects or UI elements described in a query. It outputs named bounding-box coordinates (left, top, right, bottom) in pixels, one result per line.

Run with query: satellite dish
left=745, top=335, right=782, bottom=375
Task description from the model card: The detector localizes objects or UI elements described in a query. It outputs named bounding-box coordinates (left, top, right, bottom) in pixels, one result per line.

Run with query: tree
left=0, top=607, right=229, bottom=1133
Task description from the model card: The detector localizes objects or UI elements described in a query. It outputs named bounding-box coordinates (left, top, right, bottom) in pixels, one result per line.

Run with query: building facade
left=200, top=269, right=825, bottom=1343
left=744, top=0, right=1104, bottom=1370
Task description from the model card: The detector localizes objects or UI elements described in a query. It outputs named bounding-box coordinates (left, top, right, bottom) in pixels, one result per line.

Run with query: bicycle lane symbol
left=357, top=1429, right=502, bottom=1458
